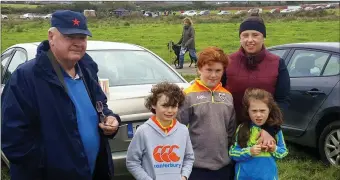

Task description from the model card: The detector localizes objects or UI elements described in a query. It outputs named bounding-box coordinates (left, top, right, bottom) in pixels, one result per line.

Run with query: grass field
left=1, top=4, right=39, bottom=9
left=1, top=133, right=340, bottom=180
left=1, top=19, right=339, bottom=63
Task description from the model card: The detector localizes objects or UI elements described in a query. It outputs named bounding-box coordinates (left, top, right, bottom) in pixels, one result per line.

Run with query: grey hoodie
left=126, top=118, right=195, bottom=180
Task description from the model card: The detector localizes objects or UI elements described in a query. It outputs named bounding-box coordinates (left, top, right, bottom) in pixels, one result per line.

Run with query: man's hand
left=257, top=130, right=276, bottom=152
left=99, top=116, right=119, bottom=135
left=250, top=145, right=261, bottom=156
left=181, top=176, right=187, bottom=180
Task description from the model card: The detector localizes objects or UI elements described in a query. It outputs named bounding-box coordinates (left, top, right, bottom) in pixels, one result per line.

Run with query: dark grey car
left=268, top=42, right=340, bottom=166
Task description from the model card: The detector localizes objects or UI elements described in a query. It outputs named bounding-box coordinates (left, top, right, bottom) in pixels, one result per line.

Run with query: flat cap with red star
left=51, top=10, right=92, bottom=37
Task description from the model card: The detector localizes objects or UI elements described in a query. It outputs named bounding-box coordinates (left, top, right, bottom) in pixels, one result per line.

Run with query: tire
left=318, top=121, right=340, bottom=166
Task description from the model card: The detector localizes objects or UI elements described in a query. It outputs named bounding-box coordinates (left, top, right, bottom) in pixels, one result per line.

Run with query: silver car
left=1, top=40, right=190, bottom=176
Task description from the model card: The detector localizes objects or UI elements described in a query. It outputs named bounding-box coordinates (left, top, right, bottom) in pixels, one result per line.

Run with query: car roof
left=7, top=40, right=145, bottom=51
left=268, top=42, right=340, bottom=53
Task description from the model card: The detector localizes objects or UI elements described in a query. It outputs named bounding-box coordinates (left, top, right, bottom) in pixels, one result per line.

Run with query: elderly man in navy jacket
left=1, top=10, right=121, bottom=180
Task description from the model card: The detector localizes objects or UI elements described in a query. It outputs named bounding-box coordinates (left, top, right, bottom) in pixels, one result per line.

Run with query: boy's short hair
left=197, top=46, right=229, bottom=69
left=145, top=82, right=186, bottom=114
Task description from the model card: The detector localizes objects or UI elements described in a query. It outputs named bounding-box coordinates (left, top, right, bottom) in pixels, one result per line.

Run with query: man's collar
left=60, top=64, right=81, bottom=80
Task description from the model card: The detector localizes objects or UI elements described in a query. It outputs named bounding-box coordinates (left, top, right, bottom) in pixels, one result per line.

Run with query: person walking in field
left=176, top=17, right=198, bottom=69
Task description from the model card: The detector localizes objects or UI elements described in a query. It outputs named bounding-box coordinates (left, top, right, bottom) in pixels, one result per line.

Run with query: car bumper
left=1, top=150, right=130, bottom=176
left=112, top=151, right=129, bottom=176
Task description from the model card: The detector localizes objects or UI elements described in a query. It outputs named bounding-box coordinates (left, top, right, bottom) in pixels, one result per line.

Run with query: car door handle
left=306, top=90, right=323, bottom=94
left=305, top=89, right=324, bottom=96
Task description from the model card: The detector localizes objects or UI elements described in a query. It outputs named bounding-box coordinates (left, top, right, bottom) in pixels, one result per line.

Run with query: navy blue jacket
left=1, top=41, right=121, bottom=180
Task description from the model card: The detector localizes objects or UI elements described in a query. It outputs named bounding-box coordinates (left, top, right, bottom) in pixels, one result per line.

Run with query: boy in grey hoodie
left=126, top=82, right=195, bottom=180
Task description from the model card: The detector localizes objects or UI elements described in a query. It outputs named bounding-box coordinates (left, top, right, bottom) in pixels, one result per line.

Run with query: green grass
left=1, top=3, right=39, bottom=9
left=1, top=19, right=339, bottom=64
left=277, top=143, right=340, bottom=180
left=1, top=143, right=339, bottom=180
left=1, top=161, right=10, bottom=180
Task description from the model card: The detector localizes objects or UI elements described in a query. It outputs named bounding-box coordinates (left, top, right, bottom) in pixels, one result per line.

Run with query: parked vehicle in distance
left=181, top=10, right=197, bottom=16
left=41, top=13, right=52, bottom=19
left=248, top=8, right=263, bottom=14
left=270, top=8, right=281, bottom=13
left=280, top=9, right=293, bottom=14
left=217, top=11, right=232, bottom=15
left=199, top=10, right=210, bottom=16
left=1, top=14, right=8, bottom=19
left=19, top=13, right=40, bottom=19
left=235, top=10, right=247, bottom=15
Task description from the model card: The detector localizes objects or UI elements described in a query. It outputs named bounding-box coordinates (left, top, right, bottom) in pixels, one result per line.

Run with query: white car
left=199, top=10, right=210, bottom=16
left=1, top=41, right=190, bottom=176
left=19, top=13, right=40, bottom=19
left=280, top=9, right=293, bottom=14
left=248, top=8, right=263, bottom=14
left=1, top=14, right=8, bottom=19
left=304, top=7, right=314, bottom=11
left=181, top=10, right=197, bottom=16
left=143, top=11, right=158, bottom=17
left=235, top=10, right=247, bottom=15
left=290, top=7, right=302, bottom=12
left=41, top=13, right=52, bottom=19
left=217, top=11, right=232, bottom=15
left=269, top=9, right=280, bottom=13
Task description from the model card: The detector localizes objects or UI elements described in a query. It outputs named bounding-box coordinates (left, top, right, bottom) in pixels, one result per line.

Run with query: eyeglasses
left=95, top=101, right=127, bottom=128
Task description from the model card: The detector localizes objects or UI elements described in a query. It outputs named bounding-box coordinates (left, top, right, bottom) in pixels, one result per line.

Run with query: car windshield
left=87, top=50, right=184, bottom=86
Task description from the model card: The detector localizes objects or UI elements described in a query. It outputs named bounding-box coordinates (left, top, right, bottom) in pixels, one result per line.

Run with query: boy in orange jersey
left=177, top=47, right=236, bottom=180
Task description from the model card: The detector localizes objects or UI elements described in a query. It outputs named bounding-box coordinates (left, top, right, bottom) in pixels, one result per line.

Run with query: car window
left=269, top=49, right=286, bottom=58
left=7, top=50, right=27, bottom=73
left=1, top=48, right=14, bottom=80
left=288, top=50, right=330, bottom=77
left=87, top=50, right=184, bottom=86
left=323, top=54, right=340, bottom=76
left=3, top=50, right=28, bottom=84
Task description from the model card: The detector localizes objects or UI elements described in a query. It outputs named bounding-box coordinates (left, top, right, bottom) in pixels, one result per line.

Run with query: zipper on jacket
left=197, top=80, right=220, bottom=103
left=211, top=91, right=214, bottom=102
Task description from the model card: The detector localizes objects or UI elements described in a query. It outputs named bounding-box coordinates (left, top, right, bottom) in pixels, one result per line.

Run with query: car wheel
left=319, top=121, right=340, bottom=166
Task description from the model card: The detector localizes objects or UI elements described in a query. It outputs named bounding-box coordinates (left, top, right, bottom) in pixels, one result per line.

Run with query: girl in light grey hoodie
left=126, top=82, right=195, bottom=180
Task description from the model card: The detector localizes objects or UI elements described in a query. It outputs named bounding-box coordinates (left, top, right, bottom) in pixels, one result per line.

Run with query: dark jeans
left=179, top=47, right=197, bottom=67
left=189, top=163, right=234, bottom=180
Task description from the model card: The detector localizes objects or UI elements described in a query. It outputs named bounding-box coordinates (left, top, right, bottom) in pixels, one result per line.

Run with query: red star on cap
left=72, top=18, right=80, bottom=26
